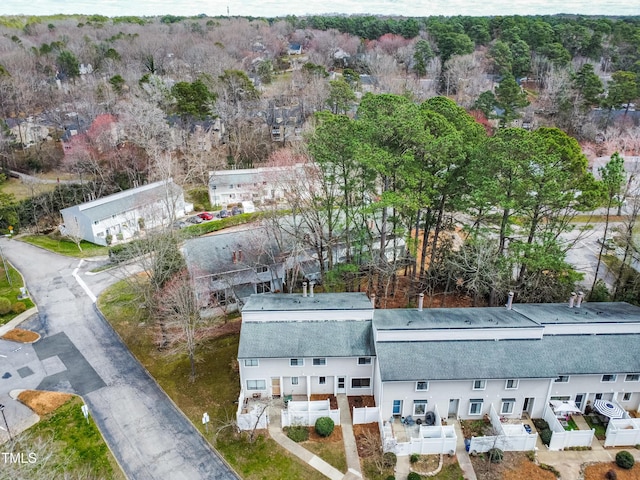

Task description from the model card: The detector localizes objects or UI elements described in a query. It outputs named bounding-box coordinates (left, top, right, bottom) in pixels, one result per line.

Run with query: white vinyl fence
left=236, top=390, right=269, bottom=431
left=604, top=419, right=640, bottom=447
left=469, top=405, right=537, bottom=453
left=353, top=406, right=380, bottom=425
left=543, top=406, right=594, bottom=451
left=281, top=400, right=340, bottom=427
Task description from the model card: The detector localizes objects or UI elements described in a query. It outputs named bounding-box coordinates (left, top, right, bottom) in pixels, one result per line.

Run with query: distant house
left=287, top=43, right=302, bottom=55
left=60, top=179, right=190, bottom=246
left=6, top=118, right=51, bottom=147
left=208, top=164, right=308, bottom=207
left=267, top=101, right=304, bottom=142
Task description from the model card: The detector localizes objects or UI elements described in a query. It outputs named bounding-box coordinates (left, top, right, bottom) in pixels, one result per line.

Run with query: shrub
left=407, top=473, right=421, bottom=480
left=540, top=428, right=552, bottom=446
left=410, top=453, right=420, bottom=464
left=615, top=450, right=635, bottom=469
left=488, top=448, right=504, bottom=464
left=382, top=451, right=397, bottom=468
left=11, top=302, right=26, bottom=314
left=532, top=418, right=549, bottom=431
left=385, top=476, right=396, bottom=480
left=540, top=463, right=561, bottom=477
left=286, top=425, right=309, bottom=442
left=315, top=417, right=335, bottom=437
left=526, top=450, right=535, bottom=462
left=0, top=297, right=11, bottom=315
left=606, top=469, right=618, bottom=480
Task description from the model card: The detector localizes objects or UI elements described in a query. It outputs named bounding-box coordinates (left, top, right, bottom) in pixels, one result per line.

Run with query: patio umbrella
left=550, top=400, right=582, bottom=414
left=592, top=399, right=625, bottom=419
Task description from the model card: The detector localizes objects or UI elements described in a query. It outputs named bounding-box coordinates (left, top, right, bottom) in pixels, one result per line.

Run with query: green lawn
left=302, top=436, right=348, bottom=472
left=98, top=279, right=328, bottom=480
left=19, top=235, right=109, bottom=258
left=583, top=415, right=607, bottom=440
left=6, top=396, right=124, bottom=479
left=0, top=262, right=35, bottom=325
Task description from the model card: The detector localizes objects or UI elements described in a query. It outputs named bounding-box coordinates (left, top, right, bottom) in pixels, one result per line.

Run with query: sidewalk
left=268, top=397, right=363, bottom=480
left=452, top=419, right=477, bottom=480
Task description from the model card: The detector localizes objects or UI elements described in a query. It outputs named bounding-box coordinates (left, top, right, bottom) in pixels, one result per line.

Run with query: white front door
left=337, top=376, right=346, bottom=394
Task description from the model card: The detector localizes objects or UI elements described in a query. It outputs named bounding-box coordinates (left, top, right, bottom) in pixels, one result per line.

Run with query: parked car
left=597, top=237, right=615, bottom=249
left=197, top=212, right=214, bottom=221
left=216, top=209, right=230, bottom=219
left=172, top=220, right=188, bottom=229
left=231, top=206, right=243, bottom=216
left=187, top=215, right=203, bottom=224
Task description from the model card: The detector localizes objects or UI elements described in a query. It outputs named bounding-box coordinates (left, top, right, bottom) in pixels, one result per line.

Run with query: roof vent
left=309, top=282, right=315, bottom=297
left=418, top=293, right=424, bottom=312
left=569, top=292, right=577, bottom=308
left=302, top=282, right=307, bottom=297
left=371, top=293, right=376, bottom=308
left=506, top=291, right=514, bottom=310
left=576, top=291, right=584, bottom=308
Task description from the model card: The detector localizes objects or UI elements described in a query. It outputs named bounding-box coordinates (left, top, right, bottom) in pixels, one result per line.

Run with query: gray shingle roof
left=376, top=334, right=640, bottom=382
left=62, top=180, right=182, bottom=222
left=238, top=320, right=374, bottom=358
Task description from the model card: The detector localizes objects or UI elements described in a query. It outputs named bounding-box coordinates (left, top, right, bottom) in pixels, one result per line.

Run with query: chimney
left=569, top=292, right=577, bottom=308
left=302, top=282, right=308, bottom=297
left=418, top=293, right=424, bottom=311
left=238, top=249, right=242, bottom=262
left=371, top=293, right=376, bottom=308
left=506, top=291, right=514, bottom=310
left=309, top=282, right=314, bottom=297
left=232, top=251, right=237, bottom=263
left=576, top=291, right=584, bottom=308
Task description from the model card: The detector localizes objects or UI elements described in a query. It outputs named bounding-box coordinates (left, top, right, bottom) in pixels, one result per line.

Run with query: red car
left=197, top=212, right=214, bottom=221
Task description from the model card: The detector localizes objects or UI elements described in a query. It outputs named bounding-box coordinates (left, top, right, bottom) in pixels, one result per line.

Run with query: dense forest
left=0, top=13, right=639, bottom=305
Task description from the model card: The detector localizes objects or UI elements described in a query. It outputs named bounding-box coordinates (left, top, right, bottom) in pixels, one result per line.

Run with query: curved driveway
left=0, top=238, right=239, bottom=480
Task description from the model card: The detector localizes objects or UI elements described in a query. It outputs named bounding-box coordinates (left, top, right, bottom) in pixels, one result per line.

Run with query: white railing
left=383, top=405, right=457, bottom=456
left=468, top=405, right=538, bottom=453
left=605, top=419, right=640, bottom=447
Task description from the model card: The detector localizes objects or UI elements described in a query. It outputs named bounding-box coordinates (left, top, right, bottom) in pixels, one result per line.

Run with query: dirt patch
left=17, top=390, right=74, bottom=416
left=412, top=455, right=460, bottom=475
left=348, top=395, right=376, bottom=412
left=470, top=452, right=556, bottom=480
left=310, top=394, right=338, bottom=409
left=353, top=422, right=380, bottom=457
left=307, top=425, right=344, bottom=443
left=2, top=328, right=40, bottom=343
left=585, top=462, right=640, bottom=480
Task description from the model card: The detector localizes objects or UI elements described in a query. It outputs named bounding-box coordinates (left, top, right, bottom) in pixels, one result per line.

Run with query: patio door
left=523, top=397, right=534, bottom=415
left=337, top=377, right=346, bottom=394
left=271, top=377, right=281, bottom=397
left=575, top=394, right=585, bottom=410
left=392, top=400, right=403, bottom=416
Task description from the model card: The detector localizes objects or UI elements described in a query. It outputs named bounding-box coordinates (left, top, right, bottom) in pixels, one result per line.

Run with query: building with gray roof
left=60, top=179, right=189, bottom=246
left=237, top=292, right=640, bottom=436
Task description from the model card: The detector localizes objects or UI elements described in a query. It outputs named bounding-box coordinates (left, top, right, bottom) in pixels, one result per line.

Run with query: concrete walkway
left=268, top=404, right=344, bottom=480
left=267, top=396, right=363, bottom=480
left=336, top=394, right=363, bottom=479
left=453, top=419, right=478, bottom=480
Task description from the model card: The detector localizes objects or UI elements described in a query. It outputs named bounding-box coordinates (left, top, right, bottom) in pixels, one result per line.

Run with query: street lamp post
left=0, top=403, right=12, bottom=442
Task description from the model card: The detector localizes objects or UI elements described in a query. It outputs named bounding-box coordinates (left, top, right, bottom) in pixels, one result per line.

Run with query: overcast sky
left=0, top=0, right=637, bottom=18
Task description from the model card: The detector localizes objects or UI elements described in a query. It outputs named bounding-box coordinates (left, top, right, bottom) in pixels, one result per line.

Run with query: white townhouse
left=237, top=292, right=640, bottom=426
left=60, top=179, right=190, bottom=246
left=208, top=164, right=308, bottom=207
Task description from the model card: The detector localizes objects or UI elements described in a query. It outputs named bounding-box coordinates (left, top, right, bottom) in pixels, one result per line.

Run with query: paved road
left=0, top=238, right=239, bottom=480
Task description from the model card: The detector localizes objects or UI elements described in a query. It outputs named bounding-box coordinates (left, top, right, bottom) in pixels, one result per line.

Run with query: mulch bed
left=348, top=395, right=376, bottom=411
left=2, top=328, right=40, bottom=343
left=353, top=422, right=380, bottom=457
left=18, top=390, right=74, bottom=416
left=471, top=452, right=556, bottom=480
left=307, top=425, right=344, bottom=443
left=585, top=462, right=640, bottom=480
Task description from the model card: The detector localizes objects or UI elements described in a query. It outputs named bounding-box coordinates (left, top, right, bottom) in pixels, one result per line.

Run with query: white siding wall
left=239, top=356, right=375, bottom=397
left=550, top=373, right=640, bottom=411
left=380, top=378, right=551, bottom=421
